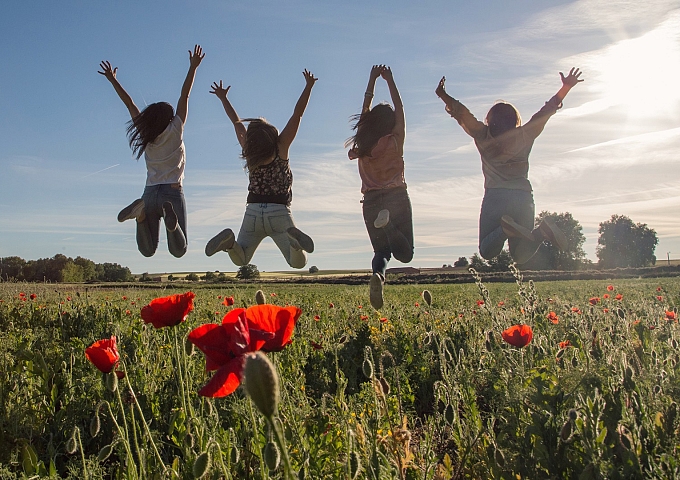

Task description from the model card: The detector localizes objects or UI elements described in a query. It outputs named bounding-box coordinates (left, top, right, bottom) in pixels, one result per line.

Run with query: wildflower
left=188, top=305, right=300, bottom=397
left=459, top=313, right=464, bottom=318
left=476, top=300, right=485, bottom=306
left=270, top=293, right=277, bottom=297
left=19, top=292, right=25, bottom=297
left=380, top=317, right=388, bottom=323
left=125, top=309, right=131, bottom=315
left=657, top=287, right=662, bottom=292
left=603, top=308, right=609, bottom=313
left=559, top=340, right=571, bottom=349
left=122, top=296, right=127, bottom=300
left=657, top=296, right=663, bottom=301
left=30, top=293, right=37, bottom=300
left=498, top=301, right=505, bottom=307
left=358, top=305, right=363, bottom=309
left=615, top=293, right=623, bottom=300
left=650, top=325, right=656, bottom=330
left=603, top=294, right=610, bottom=299
left=607, top=285, right=614, bottom=291
left=314, top=315, right=320, bottom=321
left=666, top=311, right=677, bottom=321
left=360, top=315, right=369, bottom=321
left=222, top=296, right=235, bottom=306
left=501, top=324, right=533, bottom=348
left=85, top=336, right=120, bottom=373
left=329, top=302, right=334, bottom=308
left=414, top=302, right=419, bottom=307
left=67, top=296, right=72, bottom=301
left=571, top=307, right=582, bottom=314
left=140, top=292, right=195, bottom=328
left=547, top=311, right=559, bottom=324
left=589, top=297, right=600, bottom=305
left=310, top=340, right=323, bottom=350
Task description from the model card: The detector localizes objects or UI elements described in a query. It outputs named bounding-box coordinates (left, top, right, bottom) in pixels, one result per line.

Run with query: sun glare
left=590, top=12, right=680, bottom=118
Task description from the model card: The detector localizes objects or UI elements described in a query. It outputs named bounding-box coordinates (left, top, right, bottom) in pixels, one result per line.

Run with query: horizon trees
left=596, top=214, right=658, bottom=268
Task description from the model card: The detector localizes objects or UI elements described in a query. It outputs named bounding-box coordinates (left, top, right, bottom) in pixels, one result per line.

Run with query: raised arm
left=278, top=69, right=317, bottom=159
left=524, top=68, right=584, bottom=139
left=362, top=65, right=385, bottom=114
left=176, top=45, right=205, bottom=124
left=435, top=76, right=485, bottom=138
left=380, top=67, right=405, bottom=145
left=556, top=67, right=583, bottom=102
left=210, top=80, right=247, bottom=148
left=98, top=61, right=140, bottom=119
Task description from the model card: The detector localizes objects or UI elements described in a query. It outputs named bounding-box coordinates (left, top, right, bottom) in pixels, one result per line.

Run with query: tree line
left=0, top=254, right=133, bottom=283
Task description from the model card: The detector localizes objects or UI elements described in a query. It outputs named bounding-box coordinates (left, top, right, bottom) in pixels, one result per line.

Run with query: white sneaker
left=205, top=229, right=235, bottom=257
left=117, top=199, right=145, bottom=222
left=369, top=273, right=384, bottom=310
left=500, top=215, right=535, bottom=242
left=374, top=210, right=390, bottom=229
left=287, top=227, right=314, bottom=253
left=538, top=218, right=568, bottom=251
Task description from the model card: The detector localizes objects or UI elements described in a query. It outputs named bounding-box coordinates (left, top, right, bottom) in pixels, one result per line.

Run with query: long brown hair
left=345, top=103, right=396, bottom=157
left=240, top=118, right=279, bottom=172
left=126, top=102, right=175, bottom=159
left=485, top=102, right=522, bottom=138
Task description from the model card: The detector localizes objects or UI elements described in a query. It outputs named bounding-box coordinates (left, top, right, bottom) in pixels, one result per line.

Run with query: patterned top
left=247, top=156, right=293, bottom=205
left=348, top=134, right=406, bottom=194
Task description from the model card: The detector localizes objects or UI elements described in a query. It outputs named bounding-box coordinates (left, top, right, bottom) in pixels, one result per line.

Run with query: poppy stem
left=172, top=328, right=190, bottom=417
left=248, top=399, right=268, bottom=480
left=75, top=427, right=89, bottom=480
left=266, top=416, right=294, bottom=480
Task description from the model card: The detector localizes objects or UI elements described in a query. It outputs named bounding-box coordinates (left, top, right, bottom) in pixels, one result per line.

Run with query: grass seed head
left=244, top=352, right=280, bottom=418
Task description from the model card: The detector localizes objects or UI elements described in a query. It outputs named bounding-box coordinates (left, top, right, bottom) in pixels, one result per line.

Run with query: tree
left=185, top=273, right=200, bottom=282
left=525, top=211, right=587, bottom=270
left=308, top=266, right=319, bottom=273
left=487, top=249, right=513, bottom=272
left=61, top=262, right=85, bottom=283
left=596, top=214, right=658, bottom=268
left=0, top=256, right=26, bottom=280
left=469, top=253, right=489, bottom=272
left=453, top=256, right=469, bottom=267
left=236, top=264, right=260, bottom=280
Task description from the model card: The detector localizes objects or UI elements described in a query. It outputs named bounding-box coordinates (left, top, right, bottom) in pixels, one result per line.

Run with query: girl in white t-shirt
left=99, top=45, right=204, bottom=257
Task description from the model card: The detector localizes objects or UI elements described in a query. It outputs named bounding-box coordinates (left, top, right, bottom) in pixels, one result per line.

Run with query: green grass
left=1, top=273, right=679, bottom=478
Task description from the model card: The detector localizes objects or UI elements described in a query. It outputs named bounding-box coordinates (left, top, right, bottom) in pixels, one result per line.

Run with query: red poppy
left=125, top=309, right=131, bottom=315
left=85, top=336, right=120, bottom=373
left=501, top=324, right=533, bottom=348
left=414, top=302, right=420, bottom=307
left=328, top=303, right=334, bottom=308
left=222, top=296, right=235, bottom=306
left=473, top=310, right=477, bottom=315
left=270, top=293, right=277, bottom=297
left=666, top=311, right=677, bottom=321
left=188, top=305, right=300, bottom=397
left=571, top=307, right=582, bottom=314
left=19, top=292, right=25, bottom=297
left=380, top=317, right=388, bottom=323
left=547, top=311, right=559, bottom=324
left=657, top=287, right=662, bottom=292
left=140, top=292, right=195, bottom=328
left=589, top=297, right=600, bottom=305
left=360, top=315, right=369, bottom=321
left=650, top=325, right=656, bottom=330
left=607, top=285, right=614, bottom=291
left=314, top=315, right=320, bottom=321
left=122, top=296, right=127, bottom=300
left=358, top=305, right=363, bottom=309
left=559, top=340, right=571, bottom=349
left=29, top=293, right=37, bottom=300
left=459, top=313, right=464, bottom=318
left=603, top=308, right=609, bottom=313
left=657, top=296, right=663, bottom=301
left=310, top=340, right=323, bottom=350
left=476, top=300, right=485, bottom=306
left=615, top=294, right=623, bottom=301
left=67, top=296, right=72, bottom=301
left=498, top=301, right=505, bottom=307
left=603, top=294, right=610, bottom=299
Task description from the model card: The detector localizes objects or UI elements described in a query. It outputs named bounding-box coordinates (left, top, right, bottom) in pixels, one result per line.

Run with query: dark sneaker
left=205, top=229, right=235, bottom=257
left=538, top=218, right=568, bottom=251
left=287, top=227, right=314, bottom=253
left=369, top=273, right=384, bottom=310
left=374, top=209, right=390, bottom=229
left=163, top=202, right=178, bottom=232
left=117, top=198, right=145, bottom=222
left=500, top=215, right=535, bottom=242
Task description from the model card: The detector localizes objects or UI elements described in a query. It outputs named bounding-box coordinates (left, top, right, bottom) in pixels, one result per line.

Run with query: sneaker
left=287, top=227, right=314, bottom=253
left=205, top=229, right=235, bottom=257
left=163, top=202, right=178, bottom=232
left=500, top=215, right=535, bottom=242
left=117, top=199, right=145, bottom=222
left=369, top=273, right=384, bottom=310
left=538, top=218, right=568, bottom=251
left=374, top=209, right=390, bottom=229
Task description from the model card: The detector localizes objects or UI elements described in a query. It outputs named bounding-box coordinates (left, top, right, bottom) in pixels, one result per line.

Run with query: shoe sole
left=118, top=199, right=144, bottom=222
left=374, top=209, right=390, bottom=229
left=500, top=215, right=535, bottom=242
left=287, top=227, right=314, bottom=253
left=205, top=229, right=235, bottom=257
left=369, top=273, right=384, bottom=310
left=540, top=219, right=568, bottom=251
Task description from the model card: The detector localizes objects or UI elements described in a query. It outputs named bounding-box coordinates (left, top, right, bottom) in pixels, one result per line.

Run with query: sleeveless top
left=246, top=156, right=293, bottom=205
left=348, top=134, right=406, bottom=194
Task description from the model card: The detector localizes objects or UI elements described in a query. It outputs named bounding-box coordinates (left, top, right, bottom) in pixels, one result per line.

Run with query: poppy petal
left=141, top=292, right=195, bottom=328
left=85, top=336, right=120, bottom=373
left=188, top=323, right=233, bottom=371
left=198, top=357, right=244, bottom=398
left=246, top=305, right=301, bottom=351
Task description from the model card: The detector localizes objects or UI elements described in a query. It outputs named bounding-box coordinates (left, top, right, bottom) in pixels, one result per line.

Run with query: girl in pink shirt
left=347, top=65, right=414, bottom=310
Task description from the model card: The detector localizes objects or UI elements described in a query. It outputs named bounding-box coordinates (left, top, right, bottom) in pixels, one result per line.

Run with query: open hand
left=380, top=66, right=393, bottom=81
left=189, top=45, right=205, bottom=68
left=97, top=61, right=117, bottom=81
left=209, top=80, right=231, bottom=99
left=303, top=69, right=318, bottom=86
left=370, top=64, right=386, bottom=80
left=560, top=67, right=584, bottom=88
left=435, top=76, right=447, bottom=97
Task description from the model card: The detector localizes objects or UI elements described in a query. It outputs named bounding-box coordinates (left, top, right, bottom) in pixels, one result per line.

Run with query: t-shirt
left=348, top=134, right=406, bottom=194
left=247, top=156, right=293, bottom=205
left=445, top=96, right=562, bottom=191
left=144, top=116, right=185, bottom=186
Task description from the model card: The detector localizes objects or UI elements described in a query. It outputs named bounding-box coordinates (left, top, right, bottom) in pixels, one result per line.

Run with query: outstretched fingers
left=303, top=69, right=318, bottom=85
left=560, top=67, right=584, bottom=87
left=189, top=44, right=205, bottom=66
left=97, top=61, right=117, bottom=79
left=209, top=80, right=230, bottom=97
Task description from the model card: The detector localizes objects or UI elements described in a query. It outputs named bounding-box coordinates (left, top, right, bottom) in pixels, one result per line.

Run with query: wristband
left=364, top=92, right=374, bottom=98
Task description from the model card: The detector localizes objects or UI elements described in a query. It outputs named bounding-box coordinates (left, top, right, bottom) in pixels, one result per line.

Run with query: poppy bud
left=90, top=410, right=101, bottom=437
left=672, top=339, right=678, bottom=350
left=338, top=335, right=347, bottom=345
left=350, top=451, right=361, bottom=479
left=560, top=420, right=572, bottom=442
left=362, top=358, right=374, bottom=379
left=193, top=451, right=210, bottom=479
left=654, top=385, right=662, bottom=395
left=298, top=464, right=307, bottom=479
left=255, top=290, right=266, bottom=305
left=106, top=371, right=118, bottom=392
left=617, top=425, right=632, bottom=450
left=184, top=432, right=195, bottom=449
left=66, top=427, right=78, bottom=454
left=230, top=445, right=240, bottom=464
left=185, top=337, right=195, bottom=356
left=444, top=404, right=455, bottom=424
left=571, top=355, right=578, bottom=368
left=378, top=377, right=390, bottom=396
left=556, top=348, right=566, bottom=360
left=98, top=443, right=114, bottom=462
left=568, top=409, right=578, bottom=421
left=494, top=448, right=505, bottom=467
left=244, top=352, right=280, bottom=419
left=422, top=290, right=432, bottom=306
left=264, top=441, right=280, bottom=471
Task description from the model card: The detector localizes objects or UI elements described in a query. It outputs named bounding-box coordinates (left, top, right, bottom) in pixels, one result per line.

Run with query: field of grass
left=1, top=270, right=679, bottom=479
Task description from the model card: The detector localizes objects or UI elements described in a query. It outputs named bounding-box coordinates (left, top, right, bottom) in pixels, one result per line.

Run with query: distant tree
left=487, top=249, right=513, bottom=272
left=596, top=214, right=658, bottom=268
left=453, top=256, right=469, bottom=267
left=526, top=211, right=587, bottom=270
left=99, top=263, right=133, bottom=282
left=0, top=256, right=26, bottom=280
left=203, top=271, right=217, bottom=281
left=309, top=265, right=319, bottom=274
left=185, top=273, right=200, bottom=282
left=139, top=272, right=152, bottom=282
left=74, top=256, right=98, bottom=281
left=236, top=264, right=260, bottom=280
left=167, top=274, right=176, bottom=281
left=61, top=262, right=85, bottom=283
left=469, top=253, right=489, bottom=272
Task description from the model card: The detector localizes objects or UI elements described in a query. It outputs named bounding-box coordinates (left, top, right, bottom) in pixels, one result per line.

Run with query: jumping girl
left=204, top=70, right=317, bottom=268
left=99, top=45, right=204, bottom=258
left=347, top=65, right=413, bottom=310
left=435, top=68, right=584, bottom=265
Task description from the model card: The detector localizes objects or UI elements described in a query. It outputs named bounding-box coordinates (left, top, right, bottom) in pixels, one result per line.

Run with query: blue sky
left=2, top=0, right=680, bottom=274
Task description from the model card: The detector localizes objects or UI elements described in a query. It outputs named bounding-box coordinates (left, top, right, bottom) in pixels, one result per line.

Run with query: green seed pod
left=97, top=444, right=114, bottom=462
left=444, top=404, right=455, bottom=424
left=571, top=355, right=578, bottom=368
left=494, top=448, right=505, bottom=467
left=184, top=432, right=195, bottom=449
left=192, top=451, right=210, bottom=479
left=338, top=335, right=348, bottom=345
left=362, top=358, right=374, bottom=379
left=106, top=371, right=118, bottom=392
left=230, top=445, right=240, bottom=464
left=90, top=410, right=101, bottom=437
left=618, top=425, right=632, bottom=450
left=65, top=427, right=78, bottom=454
left=244, top=352, right=280, bottom=418
left=671, top=338, right=678, bottom=350
left=568, top=409, right=578, bottom=421
left=422, top=290, right=432, bottom=306
left=349, top=451, right=361, bottom=479
left=560, top=420, right=572, bottom=442
left=263, top=441, right=280, bottom=471
left=255, top=290, right=266, bottom=305
left=654, top=385, right=662, bottom=395
left=486, top=330, right=495, bottom=348
left=185, top=337, right=195, bottom=356
left=556, top=348, right=566, bottom=360
left=378, top=377, right=390, bottom=396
